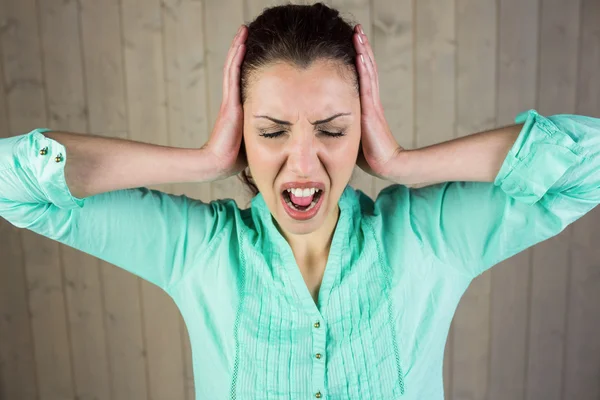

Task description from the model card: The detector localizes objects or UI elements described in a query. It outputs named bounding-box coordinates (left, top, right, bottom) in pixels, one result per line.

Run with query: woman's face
left=243, top=59, right=361, bottom=235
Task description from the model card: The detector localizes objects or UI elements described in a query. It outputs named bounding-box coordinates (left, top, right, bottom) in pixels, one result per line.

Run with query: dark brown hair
left=237, top=2, right=359, bottom=198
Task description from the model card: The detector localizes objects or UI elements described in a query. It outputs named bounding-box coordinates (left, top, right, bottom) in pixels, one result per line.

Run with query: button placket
left=311, top=317, right=326, bottom=399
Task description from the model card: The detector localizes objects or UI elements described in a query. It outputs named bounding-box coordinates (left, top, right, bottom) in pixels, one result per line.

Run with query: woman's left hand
left=353, top=24, right=404, bottom=181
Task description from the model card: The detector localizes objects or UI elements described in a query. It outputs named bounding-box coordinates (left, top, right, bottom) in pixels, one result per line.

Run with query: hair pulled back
left=237, top=2, right=359, bottom=197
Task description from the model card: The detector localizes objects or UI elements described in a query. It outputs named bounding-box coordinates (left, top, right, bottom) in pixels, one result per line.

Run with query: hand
left=353, top=24, right=404, bottom=181
left=201, top=25, right=248, bottom=181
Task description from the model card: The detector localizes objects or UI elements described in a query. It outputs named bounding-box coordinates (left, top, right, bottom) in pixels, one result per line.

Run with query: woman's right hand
left=201, top=25, right=248, bottom=181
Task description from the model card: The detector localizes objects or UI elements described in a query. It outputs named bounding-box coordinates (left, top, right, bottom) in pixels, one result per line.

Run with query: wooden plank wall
left=0, top=0, right=599, bottom=399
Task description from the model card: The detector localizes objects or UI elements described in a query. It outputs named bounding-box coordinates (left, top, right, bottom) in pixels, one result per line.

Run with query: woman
left=1, top=3, right=599, bottom=399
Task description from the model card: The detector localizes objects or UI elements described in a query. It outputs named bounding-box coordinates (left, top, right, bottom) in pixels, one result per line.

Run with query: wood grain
left=452, top=0, right=497, bottom=398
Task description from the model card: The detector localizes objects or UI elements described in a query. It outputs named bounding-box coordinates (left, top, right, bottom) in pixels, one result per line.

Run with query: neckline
left=250, top=185, right=356, bottom=316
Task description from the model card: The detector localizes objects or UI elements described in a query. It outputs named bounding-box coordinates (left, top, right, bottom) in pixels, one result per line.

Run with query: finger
left=365, top=52, right=380, bottom=100
left=223, top=25, right=247, bottom=101
left=227, top=42, right=246, bottom=105
left=355, top=41, right=379, bottom=111
left=354, top=25, right=379, bottom=96
left=355, top=24, right=377, bottom=76
left=356, top=52, right=375, bottom=112
left=353, top=27, right=379, bottom=97
left=223, top=26, right=247, bottom=98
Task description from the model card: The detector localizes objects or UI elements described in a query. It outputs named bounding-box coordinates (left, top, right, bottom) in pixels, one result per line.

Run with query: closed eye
left=259, top=130, right=346, bottom=139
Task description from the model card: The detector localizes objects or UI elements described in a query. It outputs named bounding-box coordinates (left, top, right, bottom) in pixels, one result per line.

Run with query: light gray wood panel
left=246, top=0, right=279, bottom=19
left=0, top=220, right=38, bottom=400
left=452, top=0, right=497, bottom=399
left=414, top=0, right=456, bottom=397
left=490, top=1, right=539, bottom=399
left=414, top=0, right=456, bottom=149
left=574, top=0, right=600, bottom=118
left=526, top=1, right=581, bottom=399
left=0, top=14, right=39, bottom=399
left=371, top=0, right=413, bottom=196
left=120, top=0, right=186, bottom=399
left=564, top=208, right=600, bottom=400
left=1, top=0, right=76, bottom=398
left=101, top=270, right=148, bottom=400
left=79, top=0, right=149, bottom=398
left=564, top=1, right=600, bottom=399
left=163, top=0, right=212, bottom=201
left=162, top=0, right=212, bottom=397
left=37, top=0, right=113, bottom=399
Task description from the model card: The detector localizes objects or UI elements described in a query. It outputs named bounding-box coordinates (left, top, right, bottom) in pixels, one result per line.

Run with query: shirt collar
left=248, top=184, right=359, bottom=310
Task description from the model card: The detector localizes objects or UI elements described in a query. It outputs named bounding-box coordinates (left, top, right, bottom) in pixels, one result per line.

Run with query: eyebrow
left=253, top=112, right=351, bottom=126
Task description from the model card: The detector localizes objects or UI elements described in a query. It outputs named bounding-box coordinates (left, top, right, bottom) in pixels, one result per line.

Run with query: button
left=314, top=321, right=320, bottom=328
left=315, top=353, right=322, bottom=359
left=39, top=147, right=48, bottom=155
left=55, top=153, right=63, bottom=163
left=315, top=392, right=322, bottom=398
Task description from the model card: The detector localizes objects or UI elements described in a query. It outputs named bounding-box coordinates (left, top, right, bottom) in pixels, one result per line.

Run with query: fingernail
left=360, top=25, right=364, bottom=34
left=360, top=54, right=365, bottom=64
left=358, top=34, right=363, bottom=44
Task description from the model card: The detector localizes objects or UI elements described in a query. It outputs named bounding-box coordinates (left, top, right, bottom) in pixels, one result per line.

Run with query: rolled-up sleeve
left=0, top=128, right=230, bottom=292
left=378, top=109, right=600, bottom=279
left=494, top=109, right=586, bottom=204
left=1, top=128, right=85, bottom=209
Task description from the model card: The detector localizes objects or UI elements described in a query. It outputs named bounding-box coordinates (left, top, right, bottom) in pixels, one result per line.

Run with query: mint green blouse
left=1, top=109, right=599, bottom=400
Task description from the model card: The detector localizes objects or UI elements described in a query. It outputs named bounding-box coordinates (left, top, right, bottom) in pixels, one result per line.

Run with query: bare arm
left=388, top=124, right=522, bottom=188
left=43, top=131, right=217, bottom=199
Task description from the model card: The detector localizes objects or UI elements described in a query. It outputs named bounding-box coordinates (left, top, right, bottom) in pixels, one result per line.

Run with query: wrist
left=385, top=148, right=422, bottom=186
left=185, top=148, right=221, bottom=183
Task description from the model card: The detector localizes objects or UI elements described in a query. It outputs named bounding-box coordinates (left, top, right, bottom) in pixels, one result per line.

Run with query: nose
left=287, top=130, right=319, bottom=178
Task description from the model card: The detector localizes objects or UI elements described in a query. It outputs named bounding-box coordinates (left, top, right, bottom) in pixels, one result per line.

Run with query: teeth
left=284, top=191, right=320, bottom=212
left=285, top=187, right=321, bottom=197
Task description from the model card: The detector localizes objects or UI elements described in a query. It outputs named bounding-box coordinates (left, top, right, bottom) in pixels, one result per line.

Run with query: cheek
left=246, top=140, right=281, bottom=167
left=244, top=140, right=280, bottom=187
left=243, top=127, right=271, bottom=166
left=315, top=139, right=360, bottom=173
left=327, top=131, right=361, bottom=158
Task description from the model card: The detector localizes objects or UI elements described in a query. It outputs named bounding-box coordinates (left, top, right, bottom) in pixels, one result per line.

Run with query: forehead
left=245, top=60, right=357, bottom=118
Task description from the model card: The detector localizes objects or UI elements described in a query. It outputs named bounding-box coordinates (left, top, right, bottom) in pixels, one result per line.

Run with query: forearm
left=43, top=131, right=217, bottom=198
left=388, top=124, right=523, bottom=187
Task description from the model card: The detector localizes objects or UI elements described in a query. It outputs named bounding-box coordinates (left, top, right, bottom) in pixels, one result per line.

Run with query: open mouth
left=282, top=188, right=323, bottom=212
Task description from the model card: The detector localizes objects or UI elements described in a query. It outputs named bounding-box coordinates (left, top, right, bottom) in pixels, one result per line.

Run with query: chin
left=282, top=218, right=323, bottom=235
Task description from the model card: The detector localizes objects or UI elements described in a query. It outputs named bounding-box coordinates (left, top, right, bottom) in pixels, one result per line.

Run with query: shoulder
left=353, top=183, right=418, bottom=247
left=352, top=183, right=410, bottom=220
left=182, top=195, right=250, bottom=248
